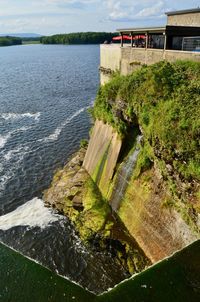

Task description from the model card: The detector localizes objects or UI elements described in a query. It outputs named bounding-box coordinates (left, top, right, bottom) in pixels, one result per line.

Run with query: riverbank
left=0, top=36, right=22, bottom=46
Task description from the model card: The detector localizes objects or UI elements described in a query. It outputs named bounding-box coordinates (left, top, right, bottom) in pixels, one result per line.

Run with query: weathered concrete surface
left=118, top=168, right=198, bottom=263
left=83, top=120, right=122, bottom=197
left=100, top=44, right=121, bottom=72
left=100, top=45, right=200, bottom=80
left=121, top=48, right=164, bottom=75
left=165, top=49, right=200, bottom=62
left=167, top=12, right=200, bottom=26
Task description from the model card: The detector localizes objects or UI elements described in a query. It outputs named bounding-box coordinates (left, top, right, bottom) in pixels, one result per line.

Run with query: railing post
left=163, top=32, right=167, bottom=60
left=121, top=32, right=123, bottom=48
left=164, top=32, right=167, bottom=50
left=145, top=32, right=148, bottom=64
left=145, top=32, right=149, bottom=49
left=131, top=32, right=134, bottom=48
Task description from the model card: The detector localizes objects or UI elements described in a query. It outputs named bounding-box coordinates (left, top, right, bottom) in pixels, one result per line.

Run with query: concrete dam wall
left=83, top=120, right=122, bottom=197
left=83, top=120, right=198, bottom=264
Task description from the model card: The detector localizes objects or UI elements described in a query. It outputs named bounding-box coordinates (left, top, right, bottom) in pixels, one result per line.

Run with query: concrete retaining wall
left=83, top=120, right=122, bottom=197
left=100, top=45, right=121, bottom=72
left=100, top=45, right=200, bottom=81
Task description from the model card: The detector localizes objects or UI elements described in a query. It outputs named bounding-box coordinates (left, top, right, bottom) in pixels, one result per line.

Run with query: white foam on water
left=3, top=145, right=29, bottom=161
left=0, top=161, right=21, bottom=194
left=1, top=112, right=41, bottom=121
left=0, top=145, right=31, bottom=194
left=0, top=198, right=62, bottom=231
left=39, top=106, right=88, bottom=143
left=0, top=171, right=15, bottom=193
left=0, top=133, right=11, bottom=149
left=0, top=126, right=32, bottom=150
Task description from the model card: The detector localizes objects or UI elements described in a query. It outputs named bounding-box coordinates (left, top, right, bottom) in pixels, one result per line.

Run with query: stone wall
left=165, top=49, right=200, bottom=62
left=100, top=45, right=200, bottom=82
left=121, top=48, right=164, bottom=75
left=167, top=12, right=200, bottom=26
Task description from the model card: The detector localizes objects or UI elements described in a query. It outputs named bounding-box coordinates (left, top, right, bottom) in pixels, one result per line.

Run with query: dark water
left=0, top=44, right=128, bottom=294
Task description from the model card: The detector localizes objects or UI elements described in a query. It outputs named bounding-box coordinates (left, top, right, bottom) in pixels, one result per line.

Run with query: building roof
left=166, top=8, right=200, bottom=16
left=117, top=25, right=200, bottom=36
left=117, top=26, right=166, bottom=34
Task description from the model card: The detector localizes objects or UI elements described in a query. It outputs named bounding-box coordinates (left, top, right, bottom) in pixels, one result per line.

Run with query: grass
left=22, top=41, right=41, bottom=44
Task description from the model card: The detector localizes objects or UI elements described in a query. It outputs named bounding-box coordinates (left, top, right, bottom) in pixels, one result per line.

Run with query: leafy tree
left=41, top=32, right=117, bottom=45
left=0, top=36, right=22, bottom=46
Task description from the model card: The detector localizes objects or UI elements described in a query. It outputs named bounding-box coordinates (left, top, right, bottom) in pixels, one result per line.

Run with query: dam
left=1, top=7, right=200, bottom=302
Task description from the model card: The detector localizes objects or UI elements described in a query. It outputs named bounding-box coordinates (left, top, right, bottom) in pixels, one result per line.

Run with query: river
left=0, top=44, right=128, bottom=294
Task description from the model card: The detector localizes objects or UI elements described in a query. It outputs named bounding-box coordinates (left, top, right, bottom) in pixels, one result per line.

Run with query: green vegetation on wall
left=94, top=61, right=200, bottom=182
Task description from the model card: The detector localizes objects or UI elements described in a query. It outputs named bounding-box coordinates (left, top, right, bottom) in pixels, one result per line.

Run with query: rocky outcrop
left=44, top=148, right=89, bottom=214
left=44, top=148, right=150, bottom=275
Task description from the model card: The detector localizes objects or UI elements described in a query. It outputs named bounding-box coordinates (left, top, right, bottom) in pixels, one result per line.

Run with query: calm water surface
left=0, top=44, right=128, bottom=293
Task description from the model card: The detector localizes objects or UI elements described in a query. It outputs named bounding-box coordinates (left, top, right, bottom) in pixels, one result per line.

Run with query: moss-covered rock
left=44, top=148, right=150, bottom=275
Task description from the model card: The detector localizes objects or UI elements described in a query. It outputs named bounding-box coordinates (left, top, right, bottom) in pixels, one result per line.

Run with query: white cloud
left=104, top=0, right=166, bottom=21
left=44, top=0, right=98, bottom=7
left=136, top=1, right=165, bottom=17
left=0, top=0, right=198, bottom=34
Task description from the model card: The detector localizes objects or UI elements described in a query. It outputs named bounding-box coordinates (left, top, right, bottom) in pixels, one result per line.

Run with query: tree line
left=0, top=36, right=22, bottom=46
left=41, top=32, right=117, bottom=45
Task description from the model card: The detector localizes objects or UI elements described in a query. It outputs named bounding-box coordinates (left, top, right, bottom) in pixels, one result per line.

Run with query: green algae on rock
left=81, top=60, right=200, bottom=264
left=43, top=148, right=150, bottom=276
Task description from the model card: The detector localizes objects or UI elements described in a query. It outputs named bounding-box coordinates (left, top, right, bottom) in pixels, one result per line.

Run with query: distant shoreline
left=41, top=32, right=117, bottom=45
left=0, top=36, right=22, bottom=47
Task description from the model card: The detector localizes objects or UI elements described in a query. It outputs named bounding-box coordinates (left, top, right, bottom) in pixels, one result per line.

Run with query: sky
left=0, top=0, right=199, bottom=35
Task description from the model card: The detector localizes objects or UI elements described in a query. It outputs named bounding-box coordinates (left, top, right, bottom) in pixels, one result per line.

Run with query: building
left=166, top=8, right=200, bottom=27
left=100, top=8, right=200, bottom=84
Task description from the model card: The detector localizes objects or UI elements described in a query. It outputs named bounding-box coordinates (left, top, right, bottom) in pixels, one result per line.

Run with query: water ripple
left=0, top=45, right=128, bottom=293
left=0, top=112, right=41, bottom=121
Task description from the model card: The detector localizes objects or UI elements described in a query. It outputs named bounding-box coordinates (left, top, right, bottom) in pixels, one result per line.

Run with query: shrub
left=93, top=60, right=200, bottom=181
left=80, top=139, right=88, bottom=148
